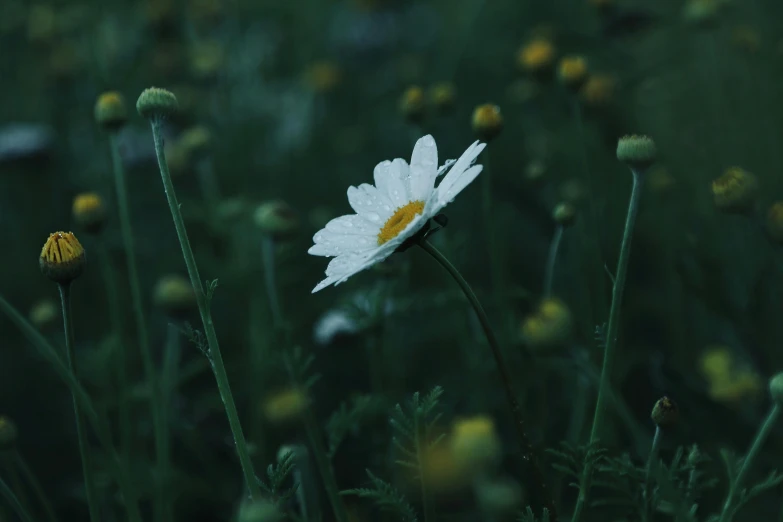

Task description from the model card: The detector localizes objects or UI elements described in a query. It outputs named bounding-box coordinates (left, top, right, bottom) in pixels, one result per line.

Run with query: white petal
left=433, top=165, right=483, bottom=210
left=384, top=158, right=411, bottom=207
left=325, top=214, right=378, bottom=236
left=436, top=140, right=486, bottom=198
left=437, top=159, right=456, bottom=177
left=409, top=135, right=438, bottom=201
left=347, top=184, right=393, bottom=224
left=309, top=229, right=378, bottom=257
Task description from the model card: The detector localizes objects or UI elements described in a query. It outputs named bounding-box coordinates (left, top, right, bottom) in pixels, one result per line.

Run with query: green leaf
left=342, top=470, right=418, bottom=522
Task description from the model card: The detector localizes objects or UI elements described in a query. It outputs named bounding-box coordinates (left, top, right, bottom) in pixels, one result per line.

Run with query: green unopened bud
left=711, top=167, right=758, bottom=214
left=29, top=298, right=59, bottom=332
left=769, top=373, right=783, bottom=406
left=651, top=396, right=679, bottom=428
left=0, top=416, right=17, bottom=450
left=153, top=275, right=197, bottom=318
left=136, top=87, right=179, bottom=120
left=39, top=232, right=86, bottom=285
left=552, top=202, right=576, bottom=227
left=616, top=135, right=657, bottom=170
left=430, top=83, right=456, bottom=115
left=94, top=91, right=128, bottom=131
left=254, top=201, right=299, bottom=239
left=238, top=499, right=283, bottom=522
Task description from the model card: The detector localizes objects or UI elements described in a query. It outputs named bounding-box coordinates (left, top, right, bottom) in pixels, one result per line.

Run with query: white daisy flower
left=309, top=134, right=486, bottom=292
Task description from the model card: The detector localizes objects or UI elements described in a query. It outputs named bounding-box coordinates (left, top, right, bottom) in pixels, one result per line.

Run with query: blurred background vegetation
left=1, top=0, right=783, bottom=520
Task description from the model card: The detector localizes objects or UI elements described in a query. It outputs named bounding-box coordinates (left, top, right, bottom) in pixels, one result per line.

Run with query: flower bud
left=429, top=83, right=456, bottom=115
left=712, top=167, right=758, bottom=214
left=767, top=202, right=783, bottom=243
left=450, top=416, right=502, bottom=473
left=517, top=38, right=556, bottom=75
left=400, top=86, right=426, bottom=124
left=0, top=416, right=17, bottom=450
left=29, top=298, right=59, bottom=332
left=178, top=125, right=212, bottom=159
left=94, top=91, right=128, bottom=131
left=153, top=275, right=197, bottom=318
left=558, top=55, right=588, bottom=91
left=254, top=201, right=299, bottom=240
left=72, top=193, right=107, bottom=235
left=521, top=298, right=572, bottom=349
left=304, top=61, right=341, bottom=93
left=651, top=396, right=679, bottom=428
left=769, top=373, right=783, bottom=406
left=471, top=104, right=503, bottom=142
left=553, top=202, right=576, bottom=227
left=136, top=87, right=179, bottom=120
left=616, top=135, right=657, bottom=170
left=40, top=232, right=86, bottom=285
left=580, top=74, right=616, bottom=108
left=262, top=388, right=309, bottom=425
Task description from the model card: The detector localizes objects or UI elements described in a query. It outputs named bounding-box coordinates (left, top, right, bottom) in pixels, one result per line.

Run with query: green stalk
left=643, top=427, right=662, bottom=522
left=572, top=167, right=645, bottom=522
left=96, top=244, right=131, bottom=462
left=0, top=293, right=143, bottom=522
left=148, top=119, right=261, bottom=500
left=160, top=323, right=181, bottom=521
left=14, top=451, right=58, bottom=522
left=0, top=475, right=35, bottom=522
left=418, top=238, right=557, bottom=521
left=544, top=226, right=564, bottom=299
left=108, top=132, right=166, bottom=520
left=58, top=283, right=100, bottom=522
left=260, top=235, right=283, bottom=330
left=719, top=404, right=781, bottom=522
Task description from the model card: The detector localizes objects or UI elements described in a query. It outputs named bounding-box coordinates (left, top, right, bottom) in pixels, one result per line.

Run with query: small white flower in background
left=308, top=134, right=486, bottom=292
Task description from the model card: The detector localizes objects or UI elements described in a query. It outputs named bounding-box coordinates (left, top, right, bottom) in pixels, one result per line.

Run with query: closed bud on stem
left=558, top=55, right=588, bottom=91
left=651, top=396, right=679, bottom=428
left=136, top=87, right=179, bottom=120
left=72, top=193, right=107, bottom=235
left=254, top=200, right=299, bottom=240
left=400, top=86, right=426, bottom=124
left=616, top=134, right=657, bottom=170
left=39, top=231, right=86, bottom=284
left=153, top=274, right=197, bottom=318
left=94, top=91, right=128, bottom=131
left=553, top=202, right=576, bottom=227
left=712, top=167, right=758, bottom=214
left=471, top=104, right=503, bottom=142
left=769, top=373, right=783, bottom=406
left=430, top=83, right=456, bottom=115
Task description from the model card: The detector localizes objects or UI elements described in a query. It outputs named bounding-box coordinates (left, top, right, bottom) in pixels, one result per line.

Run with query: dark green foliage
left=326, top=394, right=385, bottom=460
left=342, top=470, right=418, bottom=522
left=256, top=450, right=299, bottom=507
left=390, top=386, right=445, bottom=476
left=518, top=506, right=551, bottom=522
left=547, top=441, right=607, bottom=490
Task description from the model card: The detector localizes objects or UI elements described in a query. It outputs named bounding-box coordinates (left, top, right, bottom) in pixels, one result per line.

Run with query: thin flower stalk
left=147, top=118, right=261, bottom=500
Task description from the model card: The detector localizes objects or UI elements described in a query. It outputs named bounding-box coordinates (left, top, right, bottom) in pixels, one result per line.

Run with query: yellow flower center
left=377, top=200, right=425, bottom=245
left=41, top=232, right=84, bottom=265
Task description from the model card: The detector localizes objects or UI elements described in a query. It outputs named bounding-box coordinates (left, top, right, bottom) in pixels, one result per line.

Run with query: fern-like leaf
left=342, top=470, right=418, bottom=522
left=257, top=450, right=299, bottom=506
left=326, top=394, right=383, bottom=460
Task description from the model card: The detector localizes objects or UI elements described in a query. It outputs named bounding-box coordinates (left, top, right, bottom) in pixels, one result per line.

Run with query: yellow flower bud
left=400, top=86, right=426, bottom=124
left=552, top=202, right=576, bottom=227
left=94, top=91, right=128, bottom=131
left=580, top=74, right=615, bottom=107
left=40, top=232, right=86, bottom=285
left=651, top=396, right=679, bottom=428
left=153, top=275, right=197, bottom=318
left=72, top=193, right=107, bottom=235
left=429, top=83, right=456, bottom=115
left=517, top=39, right=556, bottom=74
left=450, top=416, right=502, bottom=473
left=521, top=298, right=572, bottom=349
left=558, top=55, right=588, bottom=90
left=471, top=104, right=503, bottom=142
left=711, top=167, right=758, bottom=213
left=262, top=388, right=309, bottom=424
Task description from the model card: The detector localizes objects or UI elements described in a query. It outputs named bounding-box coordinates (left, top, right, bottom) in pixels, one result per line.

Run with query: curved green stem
left=58, top=284, right=100, bottom=522
left=14, top=451, right=58, bottom=522
left=573, top=167, right=645, bottom=522
left=544, top=226, right=564, bottom=299
left=0, top=293, right=142, bottom=522
left=108, top=133, right=166, bottom=520
left=719, top=404, right=781, bottom=522
left=644, top=427, right=662, bottom=522
left=148, top=118, right=261, bottom=501
left=418, top=238, right=557, bottom=521
left=0, top=475, right=35, bottom=522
